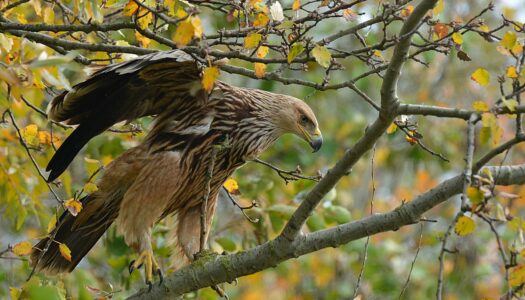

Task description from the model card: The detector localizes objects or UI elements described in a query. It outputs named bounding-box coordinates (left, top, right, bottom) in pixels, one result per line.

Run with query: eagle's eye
left=300, top=115, right=310, bottom=125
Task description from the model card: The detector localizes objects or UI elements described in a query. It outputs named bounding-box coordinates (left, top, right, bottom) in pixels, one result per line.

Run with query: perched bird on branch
left=31, top=50, right=322, bottom=288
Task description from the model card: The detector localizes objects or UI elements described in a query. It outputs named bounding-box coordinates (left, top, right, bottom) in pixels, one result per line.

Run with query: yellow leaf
left=311, top=45, right=332, bottom=68
left=47, top=216, right=57, bottom=233
left=43, top=6, right=54, bottom=24
left=502, top=97, right=518, bottom=112
left=470, top=68, right=490, bottom=86
left=501, top=31, right=517, bottom=50
left=452, top=32, right=463, bottom=45
left=123, top=0, right=139, bottom=16
left=105, top=0, right=119, bottom=7
left=12, top=241, right=32, bottom=256
left=256, top=46, right=269, bottom=58
left=455, top=215, right=476, bottom=236
left=65, top=198, right=83, bottom=216
left=400, top=5, right=414, bottom=17
left=511, top=44, right=523, bottom=55
left=386, top=123, right=397, bottom=134
left=83, top=182, right=99, bottom=193
left=38, top=131, right=52, bottom=144
left=59, top=243, right=72, bottom=262
left=287, top=42, right=304, bottom=63
left=253, top=13, right=269, bottom=27
left=510, top=265, right=525, bottom=287
left=135, top=32, right=151, bottom=48
left=21, top=124, right=39, bottom=145
left=466, top=186, right=483, bottom=205
left=507, top=66, right=519, bottom=78
left=191, top=16, right=203, bottom=38
left=137, top=8, right=153, bottom=30
left=10, top=287, right=21, bottom=300
left=32, top=0, right=42, bottom=16
left=224, top=178, right=240, bottom=194
left=254, top=63, right=266, bottom=78
left=164, top=0, right=176, bottom=16
left=472, top=101, right=489, bottom=112
left=292, top=0, right=300, bottom=11
left=173, top=20, right=194, bottom=47
left=201, top=66, right=220, bottom=93
left=244, top=33, right=262, bottom=49
left=479, top=24, right=489, bottom=32
left=175, top=7, right=188, bottom=18
left=432, top=0, right=444, bottom=15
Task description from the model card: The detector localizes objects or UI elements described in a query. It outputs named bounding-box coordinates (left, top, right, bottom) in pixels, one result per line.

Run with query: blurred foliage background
left=1, top=0, right=525, bottom=299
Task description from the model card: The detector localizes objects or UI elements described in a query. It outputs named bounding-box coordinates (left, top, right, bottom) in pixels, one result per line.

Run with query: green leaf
left=306, top=212, right=326, bottom=232
left=324, top=205, right=352, bottom=224
left=287, top=43, right=304, bottom=63
left=215, top=237, right=237, bottom=252
left=311, top=45, right=332, bottom=68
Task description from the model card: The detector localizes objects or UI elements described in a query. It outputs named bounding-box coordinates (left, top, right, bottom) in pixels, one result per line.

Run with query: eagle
left=30, top=50, right=322, bottom=288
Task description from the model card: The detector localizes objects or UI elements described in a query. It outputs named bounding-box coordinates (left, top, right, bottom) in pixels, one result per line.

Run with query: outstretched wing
left=46, top=50, right=203, bottom=182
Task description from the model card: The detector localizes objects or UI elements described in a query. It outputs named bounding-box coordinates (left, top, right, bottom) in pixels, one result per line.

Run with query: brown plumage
left=32, top=50, right=322, bottom=286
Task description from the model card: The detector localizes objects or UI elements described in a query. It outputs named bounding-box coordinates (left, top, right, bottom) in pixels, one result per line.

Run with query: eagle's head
left=270, top=95, right=323, bottom=153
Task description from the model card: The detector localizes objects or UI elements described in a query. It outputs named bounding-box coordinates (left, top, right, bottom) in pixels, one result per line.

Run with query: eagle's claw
left=129, top=250, right=162, bottom=291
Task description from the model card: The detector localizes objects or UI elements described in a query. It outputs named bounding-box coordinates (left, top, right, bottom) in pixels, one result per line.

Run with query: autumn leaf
left=457, top=50, right=471, bottom=61
left=510, top=265, right=525, bottom=287
left=12, top=241, right=32, bottom=256
left=292, top=0, right=300, bottom=11
left=256, top=46, right=269, bottom=58
left=434, top=23, right=448, bottom=39
left=254, top=63, right=266, bottom=78
left=43, top=6, right=54, bottom=24
left=471, top=101, right=489, bottom=112
left=501, top=97, right=518, bottom=112
left=47, top=216, right=57, bottom=233
left=173, top=20, right=194, bottom=47
left=342, top=9, right=358, bottom=21
left=451, top=32, right=463, bottom=45
left=83, top=182, right=99, bottom=193
left=136, top=8, right=152, bottom=30
left=201, top=66, right=220, bottom=92
left=400, top=5, right=414, bottom=17
left=470, top=68, right=490, bottom=86
left=224, top=178, right=240, bottom=194
left=135, top=31, right=151, bottom=48
left=455, top=215, right=476, bottom=236
left=386, top=123, right=397, bottom=134
left=287, top=42, right=304, bottom=63
left=65, top=198, right=83, bottom=216
left=479, top=24, right=489, bottom=32
left=500, top=31, right=517, bottom=50
left=466, top=186, right=484, bottom=205
left=21, top=124, right=39, bottom=145
left=38, top=131, right=52, bottom=144
left=59, top=243, right=72, bottom=262
left=123, top=0, right=139, bottom=16
left=506, top=66, right=519, bottom=78
left=432, top=0, right=444, bottom=15
left=253, top=13, right=269, bottom=27
left=311, top=45, right=332, bottom=68
left=191, top=16, right=203, bottom=38
left=244, top=33, right=262, bottom=49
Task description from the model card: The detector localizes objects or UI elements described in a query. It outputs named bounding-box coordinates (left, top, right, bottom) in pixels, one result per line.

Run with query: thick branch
left=128, top=164, right=525, bottom=299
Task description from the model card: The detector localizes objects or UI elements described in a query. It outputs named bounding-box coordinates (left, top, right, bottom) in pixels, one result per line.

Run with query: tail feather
left=46, top=124, right=103, bottom=182
left=31, top=195, right=114, bottom=274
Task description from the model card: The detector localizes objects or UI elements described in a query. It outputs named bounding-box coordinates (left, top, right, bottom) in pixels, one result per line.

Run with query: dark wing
left=46, top=50, right=203, bottom=182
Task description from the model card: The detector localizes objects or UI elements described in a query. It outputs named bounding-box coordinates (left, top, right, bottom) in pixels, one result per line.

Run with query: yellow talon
left=129, top=250, right=162, bottom=290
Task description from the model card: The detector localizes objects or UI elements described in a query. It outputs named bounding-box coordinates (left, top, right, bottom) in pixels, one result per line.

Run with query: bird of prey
left=31, top=50, right=322, bottom=288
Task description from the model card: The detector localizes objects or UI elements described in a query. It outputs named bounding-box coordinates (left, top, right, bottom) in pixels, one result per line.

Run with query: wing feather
left=46, top=50, right=203, bottom=182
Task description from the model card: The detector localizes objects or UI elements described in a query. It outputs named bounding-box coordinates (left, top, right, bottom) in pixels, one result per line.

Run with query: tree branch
left=128, top=164, right=525, bottom=299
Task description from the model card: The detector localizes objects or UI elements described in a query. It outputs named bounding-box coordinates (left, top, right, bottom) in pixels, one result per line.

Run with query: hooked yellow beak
left=300, top=127, right=323, bottom=153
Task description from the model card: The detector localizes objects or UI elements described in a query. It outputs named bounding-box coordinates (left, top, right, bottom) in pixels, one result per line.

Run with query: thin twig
left=399, top=223, right=424, bottom=299
left=253, top=158, right=321, bottom=184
